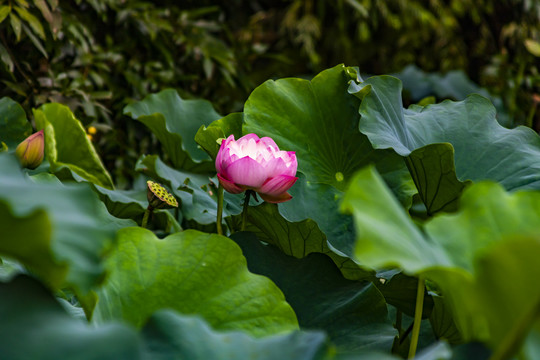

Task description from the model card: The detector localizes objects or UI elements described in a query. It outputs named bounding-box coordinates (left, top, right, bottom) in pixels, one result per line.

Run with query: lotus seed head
left=147, top=180, right=178, bottom=209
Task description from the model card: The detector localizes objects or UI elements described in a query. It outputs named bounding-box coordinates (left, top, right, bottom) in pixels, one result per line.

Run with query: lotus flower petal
left=224, top=156, right=268, bottom=188
left=259, top=191, right=293, bottom=203
left=257, top=175, right=298, bottom=196
left=217, top=173, right=244, bottom=194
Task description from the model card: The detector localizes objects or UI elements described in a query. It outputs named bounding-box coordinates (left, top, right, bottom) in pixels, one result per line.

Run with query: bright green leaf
left=525, top=39, right=540, bottom=57
left=343, top=165, right=540, bottom=348
left=94, top=227, right=298, bottom=336
left=0, top=5, right=11, bottom=23
left=34, top=103, right=114, bottom=189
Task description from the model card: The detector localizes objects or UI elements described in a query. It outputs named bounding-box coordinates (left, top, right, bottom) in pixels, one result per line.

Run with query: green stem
left=408, top=276, right=425, bottom=359
left=216, top=185, right=224, bottom=235
left=241, top=190, right=253, bottom=231
left=142, top=206, right=152, bottom=229
left=396, top=309, right=403, bottom=338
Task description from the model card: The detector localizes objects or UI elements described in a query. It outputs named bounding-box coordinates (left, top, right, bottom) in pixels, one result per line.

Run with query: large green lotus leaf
left=34, top=103, right=114, bottom=189
left=195, top=112, right=243, bottom=159
left=93, top=227, right=298, bottom=336
left=136, top=154, right=243, bottom=225
left=124, top=89, right=221, bottom=172
left=238, top=201, right=373, bottom=281
left=0, top=275, right=141, bottom=360
left=0, top=274, right=400, bottom=360
left=242, top=65, right=415, bottom=259
left=232, top=232, right=396, bottom=352
left=349, top=76, right=540, bottom=213
left=342, top=165, right=540, bottom=345
left=394, top=64, right=510, bottom=126
left=0, top=97, right=32, bottom=149
left=0, top=154, right=116, bottom=294
left=243, top=64, right=414, bottom=195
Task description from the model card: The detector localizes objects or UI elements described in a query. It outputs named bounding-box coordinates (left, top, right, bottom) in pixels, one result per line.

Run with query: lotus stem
left=142, top=206, right=152, bottom=229
left=408, top=275, right=425, bottom=359
left=241, top=190, right=253, bottom=231
left=216, top=185, right=224, bottom=235
left=396, top=309, right=403, bottom=338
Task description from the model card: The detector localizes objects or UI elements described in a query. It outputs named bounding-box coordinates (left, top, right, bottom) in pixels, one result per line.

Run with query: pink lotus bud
left=215, top=134, right=298, bottom=203
left=15, top=130, right=44, bottom=170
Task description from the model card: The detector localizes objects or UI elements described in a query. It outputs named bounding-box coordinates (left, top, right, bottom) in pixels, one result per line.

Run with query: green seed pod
left=146, top=181, right=178, bottom=209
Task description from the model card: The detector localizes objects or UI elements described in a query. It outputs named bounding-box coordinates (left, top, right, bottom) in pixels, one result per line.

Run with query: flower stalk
left=216, top=184, right=224, bottom=235
left=408, top=276, right=425, bottom=359
left=241, top=190, right=253, bottom=231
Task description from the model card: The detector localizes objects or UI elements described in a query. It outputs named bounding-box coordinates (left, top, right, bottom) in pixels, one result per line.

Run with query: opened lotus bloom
left=216, top=134, right=298, bottom=203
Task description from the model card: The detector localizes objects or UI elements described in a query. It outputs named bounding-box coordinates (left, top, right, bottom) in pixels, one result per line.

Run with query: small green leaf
left=22, top=22, right=48, bottom=58
left=0, top=5, right=11, bottom=23
left=9, top=13, right=22, bottom=41
left=15, top=5, right=46, bottom=39
left=525, top=39, right=540, bottom=57
left=34, top=0, right=53, bottom=23
left=195, top=112, right=243, bottom=159
left=0, top=42, right=14, bottom=72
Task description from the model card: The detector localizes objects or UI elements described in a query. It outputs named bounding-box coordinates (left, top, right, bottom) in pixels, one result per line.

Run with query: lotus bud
left=146, top=181, right=178, bottom=210
left=15, top=130, right=44, bottom=169
left=215, top=134, right=298, bottom=203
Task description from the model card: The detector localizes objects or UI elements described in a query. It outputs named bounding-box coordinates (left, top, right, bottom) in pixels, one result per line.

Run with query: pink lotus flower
left=216, top=134, right=298, bottom=203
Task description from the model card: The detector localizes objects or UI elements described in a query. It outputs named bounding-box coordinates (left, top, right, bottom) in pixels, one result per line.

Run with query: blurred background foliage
left=0, top=0, right=539, bottom=187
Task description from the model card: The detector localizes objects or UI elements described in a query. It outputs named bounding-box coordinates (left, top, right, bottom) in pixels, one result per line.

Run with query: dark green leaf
left=124, top=89, right=221, bottom=172
left=232, top=232, right=396, bottom=352
left=143, top=310, right=331, bottom=360
left=0, top=275, right=140, bottom=360
left=240, top=201, right=373, bottom=281
left=0, top=154, right=116, bottom=296
left=0, top=97, right=32, bottom=150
